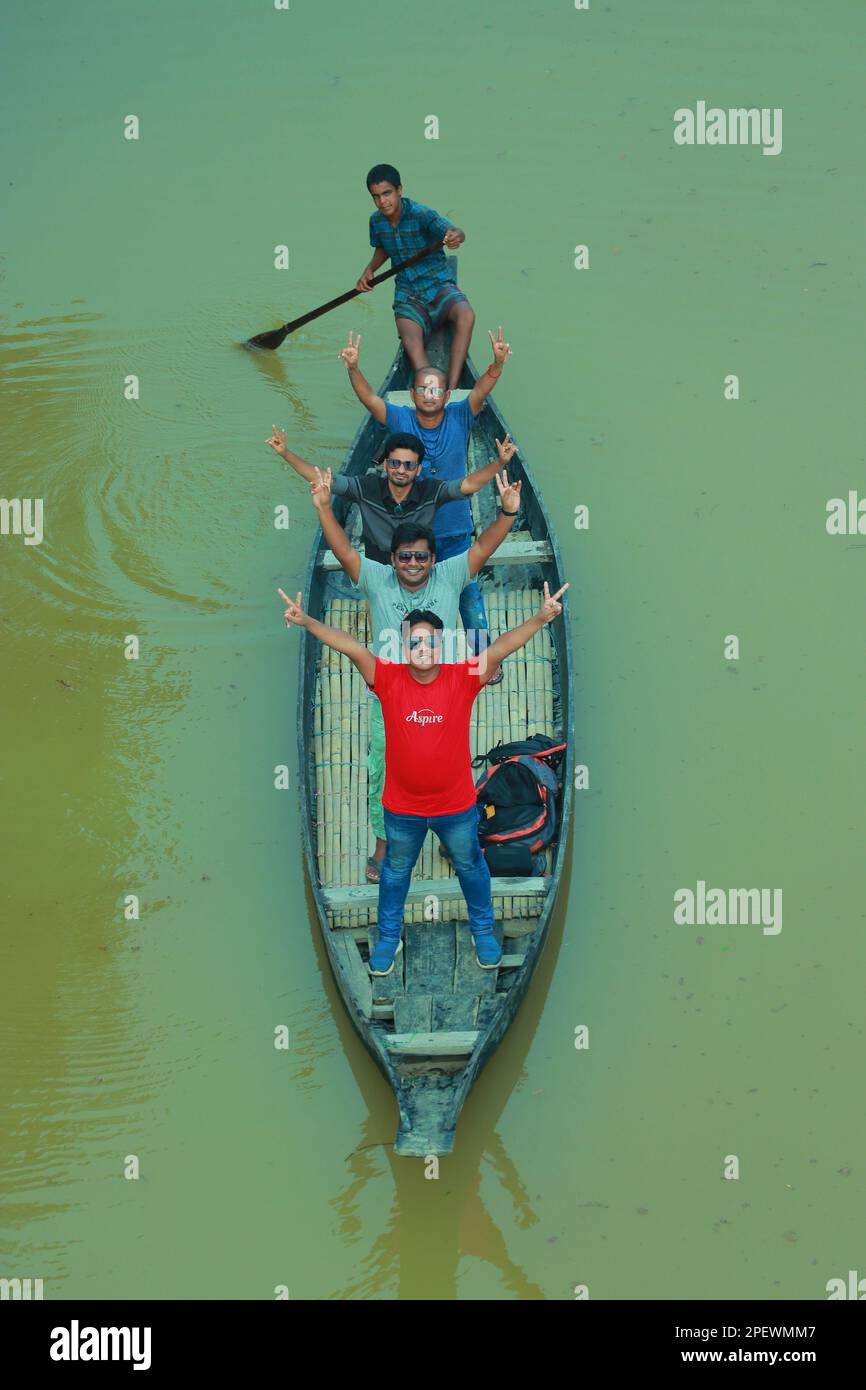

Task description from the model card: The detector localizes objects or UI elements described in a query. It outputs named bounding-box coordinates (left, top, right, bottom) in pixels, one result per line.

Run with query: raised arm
left=467, top=327, right=512, bottom=417
left=266, top=425, right=318, bottom=483
left=482, top=581, right=569, bottom=678
left=339, top=330, right=387, bottom=425
left=460, top=434, right=517, bottom=496
left=310, top=467, right=361, bottom=584
left=467, top=471, right=520, bottom=576
left=279, top=588, right=376, bottom=685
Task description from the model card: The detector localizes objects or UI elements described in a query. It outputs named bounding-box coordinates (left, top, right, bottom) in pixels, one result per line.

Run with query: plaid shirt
left=369, top=196, right=456, bottom=305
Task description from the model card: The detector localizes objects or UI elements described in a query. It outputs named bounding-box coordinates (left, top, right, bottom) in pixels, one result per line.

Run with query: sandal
left=365, top=856, right=382, bottom=883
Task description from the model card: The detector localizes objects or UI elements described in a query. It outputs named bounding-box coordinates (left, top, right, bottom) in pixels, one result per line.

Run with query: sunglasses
left=384, top=458, right=420, bottom=469
left=395, top=550, right=432, bottom=563
left=408, top=634, right=441, bottom=650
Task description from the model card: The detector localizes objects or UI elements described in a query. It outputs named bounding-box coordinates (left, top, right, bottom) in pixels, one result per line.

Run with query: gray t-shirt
left=330, top=471, right=464, bottom=565
left=358, top=552, right=471, bottom=659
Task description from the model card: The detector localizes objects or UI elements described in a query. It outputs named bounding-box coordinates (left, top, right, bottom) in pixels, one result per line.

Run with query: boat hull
left=296, top=312, right=573, bottom=1157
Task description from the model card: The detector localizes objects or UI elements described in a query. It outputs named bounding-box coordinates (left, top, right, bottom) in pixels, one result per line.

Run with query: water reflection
left=314, top=837, right=573, bottom=1299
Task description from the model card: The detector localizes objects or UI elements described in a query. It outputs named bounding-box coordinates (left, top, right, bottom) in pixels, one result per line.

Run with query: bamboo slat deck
left=312, top=580, right=555, bottom=931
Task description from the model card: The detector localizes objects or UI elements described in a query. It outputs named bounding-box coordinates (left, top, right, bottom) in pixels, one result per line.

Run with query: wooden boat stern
left=393, top=1073, right=462, bottom=1158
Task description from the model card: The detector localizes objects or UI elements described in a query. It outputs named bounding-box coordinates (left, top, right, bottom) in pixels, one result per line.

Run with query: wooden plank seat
left=317, top=535, right=553, bottom=569
left=385, top=390, right=471, bottom=407
left=385, top=1031, right=479, bottom=1056
left=323, top=878, right=549, bottom=909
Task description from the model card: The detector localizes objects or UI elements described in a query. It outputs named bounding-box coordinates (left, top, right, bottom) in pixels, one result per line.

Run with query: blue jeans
left=379, top=805, right=495, bottom=940
left=434, top=532, right=488, bottom=655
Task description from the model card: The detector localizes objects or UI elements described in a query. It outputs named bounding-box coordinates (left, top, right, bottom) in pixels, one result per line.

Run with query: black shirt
left=330, top=470, right=465, bottom=564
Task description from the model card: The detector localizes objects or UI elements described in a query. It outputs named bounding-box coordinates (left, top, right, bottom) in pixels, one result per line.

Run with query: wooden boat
left=296, top=288, right=573, bottom=1157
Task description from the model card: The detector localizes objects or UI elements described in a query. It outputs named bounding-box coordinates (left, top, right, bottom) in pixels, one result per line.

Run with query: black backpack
left=473, top=736, right=566, bottom=876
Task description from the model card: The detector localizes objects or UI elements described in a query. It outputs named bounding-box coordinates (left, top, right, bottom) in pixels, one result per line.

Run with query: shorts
left=393, top=283, right=470, bottom=337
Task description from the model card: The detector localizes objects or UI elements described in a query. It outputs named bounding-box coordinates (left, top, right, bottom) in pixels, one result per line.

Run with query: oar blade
left=242, top=242, right=441, bottom=352
left=245, top=323, right=290, bottom=351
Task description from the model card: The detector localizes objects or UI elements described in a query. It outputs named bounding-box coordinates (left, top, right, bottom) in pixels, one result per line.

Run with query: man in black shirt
left=266, top=427, right=512, bottom=563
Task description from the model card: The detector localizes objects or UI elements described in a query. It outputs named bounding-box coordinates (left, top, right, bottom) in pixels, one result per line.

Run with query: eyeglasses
left=395, top=550, right=432, bottom=563
left=409, top=634, right=440, bottom=650
left=384, top=458, right=420, bottom=470
left=414, top=385, right=445, bottom=397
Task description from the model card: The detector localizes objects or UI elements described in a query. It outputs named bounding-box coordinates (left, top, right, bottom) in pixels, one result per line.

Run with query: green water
left=2, top=0, right=863, bottom=1300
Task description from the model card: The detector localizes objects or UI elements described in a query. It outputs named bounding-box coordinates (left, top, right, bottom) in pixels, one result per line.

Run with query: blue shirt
left=369, top=196, right=455, bottom=306
left=384, top=397, right=475, bottom=538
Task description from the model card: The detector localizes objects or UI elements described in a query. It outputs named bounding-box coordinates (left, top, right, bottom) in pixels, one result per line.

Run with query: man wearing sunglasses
left=339, top=326, right=513, bottom=659
left=306, top=464, right=521, bottom=884
left=266, top=428, right=513, bottom=566
left=278, top=584, right=568, bottom=974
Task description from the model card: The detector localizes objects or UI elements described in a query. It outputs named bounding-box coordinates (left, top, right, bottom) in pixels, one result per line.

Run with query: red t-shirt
left=370, top=659, right=484, bottom=816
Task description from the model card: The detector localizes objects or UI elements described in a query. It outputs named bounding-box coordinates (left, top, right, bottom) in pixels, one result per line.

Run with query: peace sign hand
left=537, top=580, right=569, bottom=625
left=266, top=424, right=288, bottom=457
left=495, top=469, right=522, bottom=516
left=494, top=433, right=517, bottom=465
left=278, top=588, right=307, bottom=628
left=339, top=330, right=361, bottom=369
left=488, top=326, right=512, bottom=365
left=310, top=466, right=332, bottom=509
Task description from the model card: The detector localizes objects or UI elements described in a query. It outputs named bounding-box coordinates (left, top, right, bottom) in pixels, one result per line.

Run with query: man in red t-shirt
left=279, top=580, right=568, bottom=975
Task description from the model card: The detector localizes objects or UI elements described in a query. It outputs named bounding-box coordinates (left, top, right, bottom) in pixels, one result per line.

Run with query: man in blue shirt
left=356, top=163, right=475, bottom=391
left=338, top=325, right=514, bottom=661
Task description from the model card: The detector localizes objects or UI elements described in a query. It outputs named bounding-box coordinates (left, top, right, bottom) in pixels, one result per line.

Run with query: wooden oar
left=245, top=242, right=443, bottom=350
